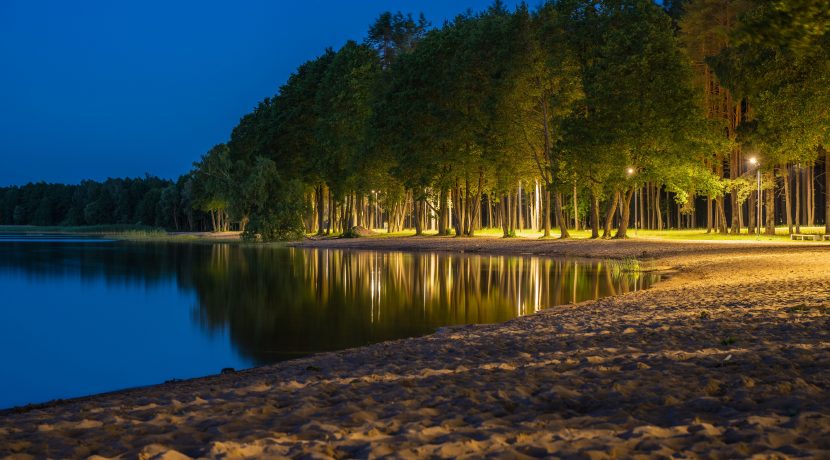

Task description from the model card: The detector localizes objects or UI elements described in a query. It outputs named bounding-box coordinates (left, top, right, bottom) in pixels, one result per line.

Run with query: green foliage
left=315, top=41, right=381, bottom=199
left=0, top=176, right=182, bottom=229
left=736, top=0, right=830, bottom=55
left=240, top=158, right=307, bottom=242
left=12, top=2, right=828, bottom=239
left=710, top=0, right=830, bottom=169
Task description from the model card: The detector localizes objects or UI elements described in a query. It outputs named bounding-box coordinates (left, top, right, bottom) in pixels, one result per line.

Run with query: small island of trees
left=2, top=0, right=829, bottom=241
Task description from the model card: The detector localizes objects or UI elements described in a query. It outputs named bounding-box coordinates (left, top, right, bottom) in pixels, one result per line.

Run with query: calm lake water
left=0, top=234, right=659, bottom=408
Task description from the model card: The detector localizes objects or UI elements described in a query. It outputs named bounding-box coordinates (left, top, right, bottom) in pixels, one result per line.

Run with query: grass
left=0, top=225, right=250, bottom=245
left=0, top=224, right=162, bottom=234
left=634, top=226, right=828, bottom=242
left=3, top=224, right=827, bottom=244
left=317, top=226, right=828, bottom=242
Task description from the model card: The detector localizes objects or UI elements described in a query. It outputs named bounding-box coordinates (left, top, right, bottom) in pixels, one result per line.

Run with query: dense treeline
left=190, top=0, right=829, bottom=240
left=4, top=1, right=829, bottom=240
left=0, top=176, right=216, bottom=231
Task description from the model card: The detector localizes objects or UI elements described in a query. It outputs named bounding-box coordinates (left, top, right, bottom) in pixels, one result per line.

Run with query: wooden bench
left=791, top=234, right=821, bottom=241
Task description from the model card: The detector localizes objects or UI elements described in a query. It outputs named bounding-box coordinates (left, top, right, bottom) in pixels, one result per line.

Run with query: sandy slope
left=2, top=239, right=830, bottom=459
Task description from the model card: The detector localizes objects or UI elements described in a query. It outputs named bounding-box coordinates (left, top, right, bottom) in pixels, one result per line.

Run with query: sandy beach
left=2, top=237, right=830, bottom=459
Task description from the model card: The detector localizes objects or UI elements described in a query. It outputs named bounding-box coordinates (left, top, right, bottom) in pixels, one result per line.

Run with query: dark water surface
left=0, top=234, right=659, bottom=408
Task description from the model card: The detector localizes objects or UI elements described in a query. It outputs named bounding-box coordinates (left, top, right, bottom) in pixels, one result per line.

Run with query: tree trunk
left=316, top=185, right=325, bottom=235
left=826, top=148, right=830, bottom=234
left=554, top=191, right=570, bottom=239
left=590, top=189, right=600, bottom=239
left=414, top=192, right=423, bottom=236
left=655, top=186, right=663, bottom=231
left=782, top=165, right=793, bottom=234
left=614, top=188, right=635, bottom=239
left=706, top=195, right=712, bottom=233
left=452, top=179, right=463, bottom=237
left=765, top=171, right=775, bottom=235
left=542, top=187, right=551, bottom=237
left=501, top=195, right=510, bottom=237
left=572, top=182, right=579, bottom=232
left=438, top=188, right=448, bottom=235
left=602, top=190, right=619, bottom=238
left=467, top=172, right=483, bottom=236
left=795, top=164, right=801, bottom=233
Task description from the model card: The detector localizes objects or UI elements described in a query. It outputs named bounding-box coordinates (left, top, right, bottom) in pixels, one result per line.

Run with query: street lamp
left=627, top=167, right=638, bottom=235
left=748, top=157, right=760, bottom=240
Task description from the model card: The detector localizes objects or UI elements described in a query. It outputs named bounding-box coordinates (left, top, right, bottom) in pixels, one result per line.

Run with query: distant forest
left=2, top=0, right=829, bottom=240
left=0, top=176, right=204, bottom=230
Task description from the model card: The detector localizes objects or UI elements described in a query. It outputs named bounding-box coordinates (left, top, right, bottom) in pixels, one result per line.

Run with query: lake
left=0, top=234, right=659, bottom=408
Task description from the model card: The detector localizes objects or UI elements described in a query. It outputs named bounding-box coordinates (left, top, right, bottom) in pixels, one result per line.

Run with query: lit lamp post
left=627, top=167, right=637, bottom=235
left=749, top=157, right=760, bottom=240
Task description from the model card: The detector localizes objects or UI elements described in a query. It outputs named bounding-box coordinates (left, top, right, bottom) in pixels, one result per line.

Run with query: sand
left=2, top=237, right=830, bottom=459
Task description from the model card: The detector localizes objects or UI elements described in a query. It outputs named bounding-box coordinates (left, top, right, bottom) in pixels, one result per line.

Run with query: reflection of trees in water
left=0, top=241, right=656, bottom=365
left=190, top=247, right=657, bottom=365
left=0, top=241, right=191, bottom=287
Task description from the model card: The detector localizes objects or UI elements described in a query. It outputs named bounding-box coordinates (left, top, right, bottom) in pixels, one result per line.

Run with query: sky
left=0, top=1, right=524, bottom=186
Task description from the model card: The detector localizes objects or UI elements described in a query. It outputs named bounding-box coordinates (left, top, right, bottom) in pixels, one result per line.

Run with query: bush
left=239, top=158, right=307, bottom=242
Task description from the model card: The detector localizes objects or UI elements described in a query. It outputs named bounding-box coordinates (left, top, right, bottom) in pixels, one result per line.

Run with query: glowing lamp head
left=749, top=157, right=758, bottom=165
left=627, top=167, right=635, bottom=176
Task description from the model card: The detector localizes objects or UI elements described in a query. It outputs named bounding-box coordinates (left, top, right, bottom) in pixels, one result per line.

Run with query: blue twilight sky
left=0, top=1, right=524, bottom=186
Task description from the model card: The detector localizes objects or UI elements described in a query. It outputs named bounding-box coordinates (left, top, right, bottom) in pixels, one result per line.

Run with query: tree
left=315, top=41, right=381, bottom=231
left=712, top=0, right=830, bottom=234
left=241, top=157, right=307, bottom=242
left=562, top=0, right=716, bottom=238
left=192, top=144, right=233, bottom=232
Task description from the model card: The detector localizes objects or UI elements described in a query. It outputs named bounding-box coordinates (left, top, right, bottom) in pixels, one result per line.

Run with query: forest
left=2, top=0, right=829, bottom=241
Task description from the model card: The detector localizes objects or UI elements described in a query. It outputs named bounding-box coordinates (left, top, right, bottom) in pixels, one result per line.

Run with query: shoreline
left=290, top=234, right=828, bottom=261
left=2, top=239, right=830, bottom=458
left=1, top=237, right=677, bottom=416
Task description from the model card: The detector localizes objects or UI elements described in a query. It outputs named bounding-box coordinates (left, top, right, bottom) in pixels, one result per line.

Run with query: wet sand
left=2, top=237, right=829, bottom=459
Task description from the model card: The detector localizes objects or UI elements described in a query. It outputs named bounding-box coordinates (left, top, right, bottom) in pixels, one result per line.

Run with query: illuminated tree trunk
left=655, top=186, right=663, bottom=231
left=466, top=172, right=483, bottom=237
left=729, top=100, right=743, bottom=235
left=573, top=183, right=579, bottom=232
left=782, top=165, right=793, bottom=234
left=315, top=185, right=325, bottom=235
left=602, top=190, right=619, bottom=238
left=614, top=188, right=634, bottom=239
left=668, top=193, right=673, bottom=230
left=414, top=192, right=423, bottom=236
left=452, top=178, right=463, bottom=237
left=590, top=189, right=600, bottom=239
left=765, top=172, right=775, bottom=235
left=706, top=195, right=713, bottom=233
left=501, top=195, right=510, bottom=237
left=327, top=191, right=333, bottom=235
left=729, top=152, right=741, bottom=235
left=795, top=164, right=801, bottom=233
left=807, top=166, right=815, bottom=227
left=826, top=148, right=830, bottom=234
left=517, top=182, right=524, bottom=231
left=554, top=191, right=569, bottom=239
left=542, top=187, right=551, bottom=238
left=438, top=188, right=448, bottom=235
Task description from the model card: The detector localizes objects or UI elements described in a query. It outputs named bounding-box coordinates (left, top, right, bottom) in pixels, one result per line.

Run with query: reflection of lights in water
left=532, top=258, right=541, bottom=313
left=189, top=246, right=659, bottom=366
